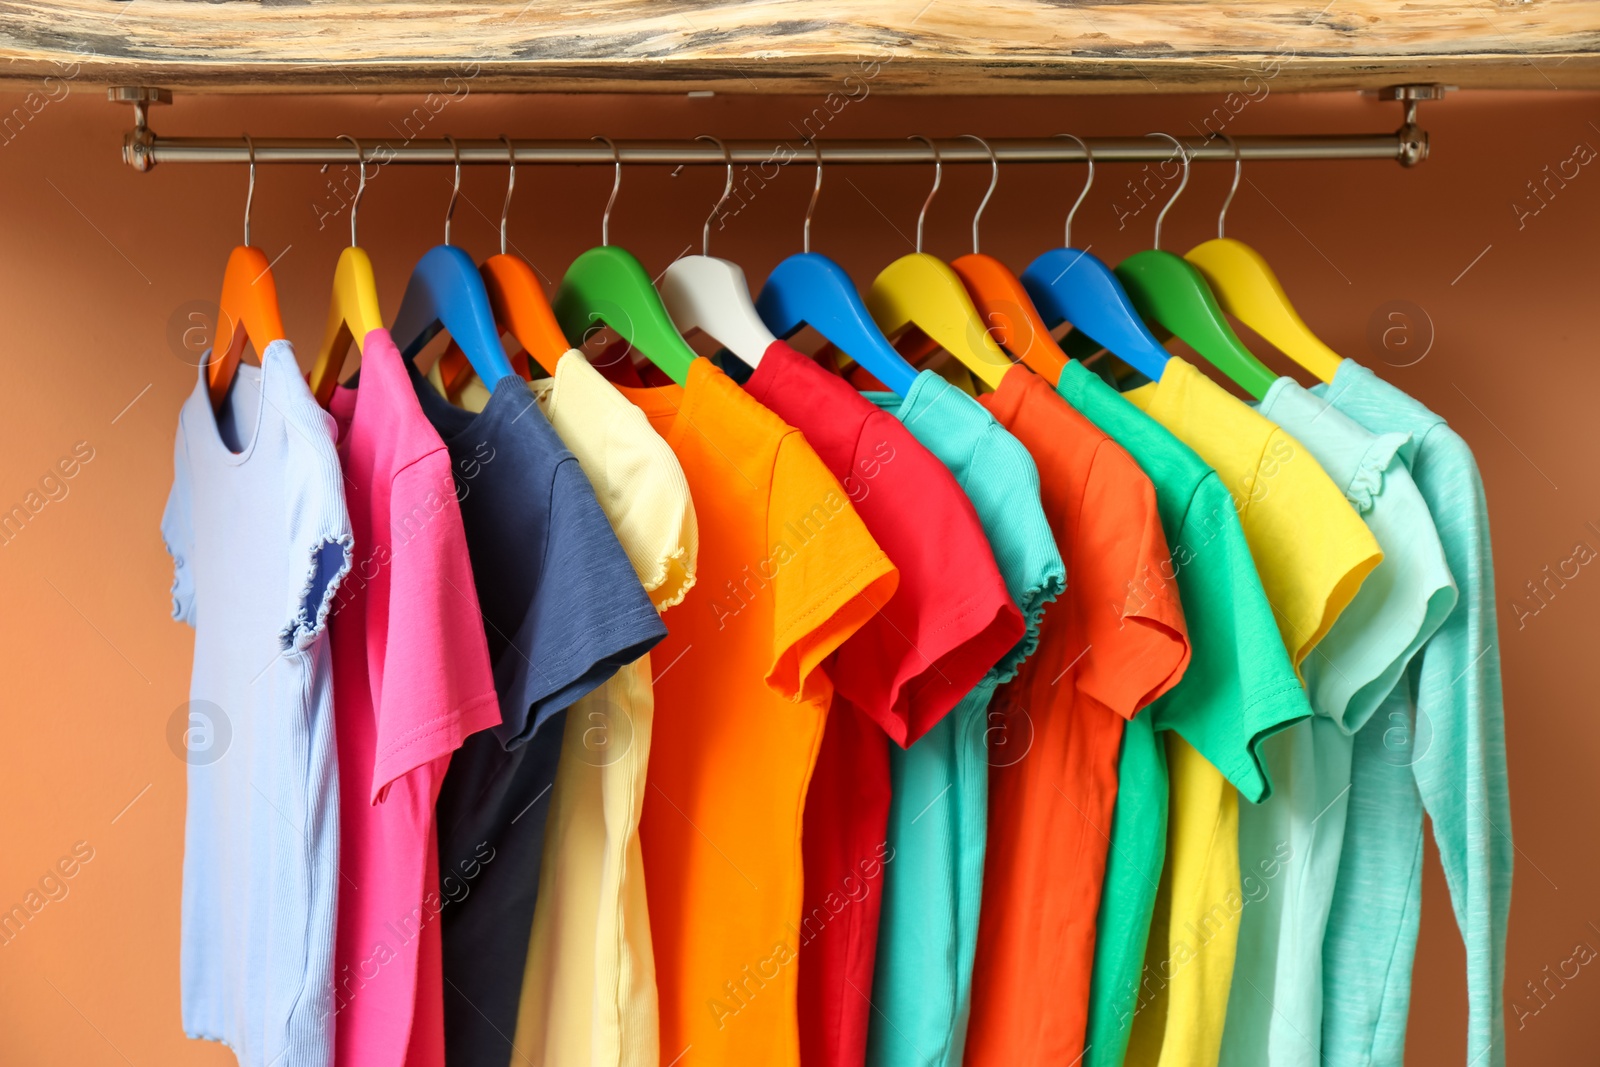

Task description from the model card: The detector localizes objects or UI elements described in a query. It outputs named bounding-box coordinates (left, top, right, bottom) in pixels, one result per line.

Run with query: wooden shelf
left=2, top=0, right=1599, bottom=95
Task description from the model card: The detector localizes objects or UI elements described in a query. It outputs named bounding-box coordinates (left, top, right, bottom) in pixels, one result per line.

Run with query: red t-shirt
left=967, top=366, right=1191, bottom=1065
left=743, top=340, right=1024, bottom=1067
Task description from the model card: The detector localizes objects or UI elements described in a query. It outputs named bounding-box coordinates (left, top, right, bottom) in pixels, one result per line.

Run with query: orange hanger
left=209, top=135, right=287, bottom=412
left=895, top=136, right=1067, bottom=386
left=437, top=136, right=569, bottom=396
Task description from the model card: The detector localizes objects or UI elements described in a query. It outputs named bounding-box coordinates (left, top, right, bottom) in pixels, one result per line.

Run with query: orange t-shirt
left=967, top=366, right=1191, bottom=1064
left=621, top=358, right=899, bottom=1067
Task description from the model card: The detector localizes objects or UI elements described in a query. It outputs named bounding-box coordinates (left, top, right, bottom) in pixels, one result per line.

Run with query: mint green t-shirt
left=863, top=370, right=1063, bottom=1067
left=1221, top=377, right=1457, bottom=1067
left=1314, top=360, right=1510, bottom=1067
left=1054, top=360, right=1308, bottom=1067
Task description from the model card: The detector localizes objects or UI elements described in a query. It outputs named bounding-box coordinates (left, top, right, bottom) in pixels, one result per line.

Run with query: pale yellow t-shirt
left=437, top=352, right=698, bottom=1067
left=1119, top=358, right=1380, bottom=1067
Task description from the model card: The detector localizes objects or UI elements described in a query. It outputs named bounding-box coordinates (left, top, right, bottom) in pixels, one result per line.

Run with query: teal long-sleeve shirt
left=1315, top=360, right=1511, bottom=1067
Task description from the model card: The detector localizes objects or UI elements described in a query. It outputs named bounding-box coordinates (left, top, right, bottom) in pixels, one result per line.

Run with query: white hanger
left=658, top=135, right=777, bottom=367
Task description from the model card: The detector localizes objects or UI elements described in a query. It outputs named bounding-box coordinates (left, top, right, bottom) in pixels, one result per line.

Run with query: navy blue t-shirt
left=412, top=368, right=667, bottom=1067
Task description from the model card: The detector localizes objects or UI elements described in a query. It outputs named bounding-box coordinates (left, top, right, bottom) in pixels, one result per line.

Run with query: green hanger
left=1112, top=134, right=1277, bottom=400
left=551, top=137, right=698, bottom=386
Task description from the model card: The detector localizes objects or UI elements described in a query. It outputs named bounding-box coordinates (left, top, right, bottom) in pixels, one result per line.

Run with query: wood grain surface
left=1, top=0, right=1597, bottom=94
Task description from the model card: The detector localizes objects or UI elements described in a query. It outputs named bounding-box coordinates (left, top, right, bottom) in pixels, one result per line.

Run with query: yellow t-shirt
left=437, top=352, right=699, bottom=1067
left=1119, top=358, right=1381, bottom=1067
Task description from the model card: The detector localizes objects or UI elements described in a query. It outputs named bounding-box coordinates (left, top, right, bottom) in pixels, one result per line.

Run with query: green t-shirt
left=863, top=370, right=1064, bottom=1067
left=1054, top=359, right=1308, bottom=1067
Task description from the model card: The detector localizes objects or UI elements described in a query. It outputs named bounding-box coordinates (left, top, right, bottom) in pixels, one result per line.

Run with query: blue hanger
left=389, top=136, right=517, bottom=384
left=754, top=141, right=918, bottom=396
left=1020, top=134, right=1170, bottom=381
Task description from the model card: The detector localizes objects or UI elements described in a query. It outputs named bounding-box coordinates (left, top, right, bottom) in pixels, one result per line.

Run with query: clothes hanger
left=919, top=134, right=1068, bottom=384
left=436, top=136, right=568, bottom=395
left=209, top=134, right=287, bottom=412
left=551, top=136, right=699, bottom=386
left=1019, top=134, right=1170, bottom=382
left=387, top=135, right=516, bottom=385
left=657, top=136, right=777, bottom=368
left=753, top=139, right=918, bottom=396
left=864, top=135, right=1011, bottom=392
left=1105, top=133, right=1278, bottom=399
left=1184, top=134, right=1342, bottom=383
left=309, top=135, right=385, bottom=408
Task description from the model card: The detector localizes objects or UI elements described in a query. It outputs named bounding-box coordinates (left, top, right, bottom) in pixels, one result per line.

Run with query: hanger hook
left=804, top=138, right=823, bottom=254
left=910, top=135, right=940, bottom=254
left=498, top=135, right=516, bottom=256
left=443, top=134, right=462, bottom=246
left=959, top=134, right=997, bottom=255
left=594, top=135, right=620, bottom=246
left=697, top=135, right=734, bottom=258
left=1148, top=132, right=1191, bottom=251
left=242, top=132, right=256, bottom=248
left=337, top=134, right=366, bottom=248
left=1214, top=132, right=1242, bottom=240
left=1055, top=133, right=1093, bottom=248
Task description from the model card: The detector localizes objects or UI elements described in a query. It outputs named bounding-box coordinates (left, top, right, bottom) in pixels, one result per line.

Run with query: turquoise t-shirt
left=863, top=370, right=1063, bottom=1067
left=1054, top=360, right=1307, bottom=1067
left=1221, top=377, right=1458, bottom=1067
left=1314, top=359, right=1510, bottom=1067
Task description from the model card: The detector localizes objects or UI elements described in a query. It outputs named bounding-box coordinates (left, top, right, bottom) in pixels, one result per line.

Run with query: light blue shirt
left=163, top=342, right=352, bottom=1067
left=864, top=371, right=1064, bottom=1067
left=1314, top=359, right=1510, bottom=1067
left=1222, top=376, right=1457, bottom=1067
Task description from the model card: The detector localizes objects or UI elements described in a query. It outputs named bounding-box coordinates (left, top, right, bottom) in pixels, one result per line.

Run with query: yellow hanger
left=1185, top=134, right=1342, bottom=384
left=865, top=136, right=1010, bottom=391
left=309, top=135, right=386, bottom=408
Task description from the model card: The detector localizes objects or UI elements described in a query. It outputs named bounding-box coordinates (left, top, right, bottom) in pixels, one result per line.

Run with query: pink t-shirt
left=326, top=329, right=501, bottom=1067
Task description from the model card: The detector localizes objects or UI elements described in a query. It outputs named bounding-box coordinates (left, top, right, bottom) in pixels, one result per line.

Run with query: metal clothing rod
left=112, top=83, right=1440, bottom=171
left=122, top=133, right=1429, bottom=171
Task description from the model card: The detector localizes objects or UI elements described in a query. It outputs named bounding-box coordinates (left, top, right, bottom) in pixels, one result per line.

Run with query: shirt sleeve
left=1246, top=427, right=1383, bottom=671
left=278, top=401, right=354, bottom=654
left=1302, top=435, right=1459, bottom=733
left=371, top=451, right=502, bottom=801
left=765, top=430, right=900, bottom=707
left=826, top=412, right=1023, bottom=747
left=1157, top=473, right=1310, bottom=803
left=493, top=455, right=668, bottom=747
left=160, top=428, right=197, bottom=628
left=1075, top=439, right=1190, bottom=720
left=1409, top=427, right=1511, bottom=1066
